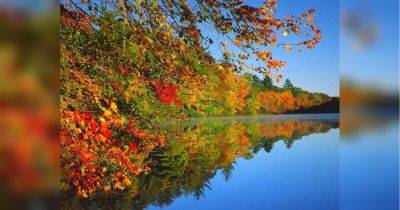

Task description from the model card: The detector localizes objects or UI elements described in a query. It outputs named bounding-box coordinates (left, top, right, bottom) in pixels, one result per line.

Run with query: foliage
left=60, top=110, right=165, bottom=197
left=155, top=81, right=183, bottom=106
left=60, top=0, right=330, bottom=197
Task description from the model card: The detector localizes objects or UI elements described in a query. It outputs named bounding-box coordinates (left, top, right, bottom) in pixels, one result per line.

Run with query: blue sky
left=201, top=0, right=339, bottom=96
left=61, top=0, right=341, bottom=96
left=340, top=0, right=399, bottom=92
left=273, top=0, right=339, bottom=96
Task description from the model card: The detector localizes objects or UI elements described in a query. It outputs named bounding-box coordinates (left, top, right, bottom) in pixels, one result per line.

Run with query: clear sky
left=340, top=0, right=399, bottom=92
left=273, top=0, right=339, bottom=96
left=201, top=0, right=339, bottom=96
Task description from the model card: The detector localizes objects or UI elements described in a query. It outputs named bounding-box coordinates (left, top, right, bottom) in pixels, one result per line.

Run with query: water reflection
left=340, top=110, right=398, bottom=209
left=61, top=114, right=339, bottom=210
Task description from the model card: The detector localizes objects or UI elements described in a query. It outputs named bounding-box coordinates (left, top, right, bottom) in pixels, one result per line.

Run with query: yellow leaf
left=120, top=116, right=126, bottom=123
left=283, top=30, right=289, bottom=37
left=115, top=182, right=124, bottom=190
left=104, top=109, right=112, bottom=117
left=110, top=102, right=118, bottom=112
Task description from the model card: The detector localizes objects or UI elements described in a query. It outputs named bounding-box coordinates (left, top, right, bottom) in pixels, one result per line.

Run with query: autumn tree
left=63, top=0, right=321, bottom=79
left=60, top=0, right=325, bottom=197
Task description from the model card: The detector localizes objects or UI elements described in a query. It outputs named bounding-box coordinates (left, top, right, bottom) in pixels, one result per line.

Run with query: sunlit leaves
left=64, top=0, right=321, bottom=79
left=60, top=0, right=327, bottom=198
left=267, top=60, right=285, bottom=69
left=60, top=110, right=165, bottom=197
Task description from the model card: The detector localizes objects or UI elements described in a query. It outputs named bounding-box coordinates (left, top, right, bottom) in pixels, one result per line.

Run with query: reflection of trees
left=222, top=164, right=234, bottom=181
left=61, top=117, right=338, bottom=210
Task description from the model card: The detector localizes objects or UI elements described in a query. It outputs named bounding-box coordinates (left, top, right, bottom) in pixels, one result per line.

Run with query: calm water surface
left=62, top=114, right=340, bottom=210
left=149, top=114, right=339, bottom=210
left=340, top=121, right=399, bottom=210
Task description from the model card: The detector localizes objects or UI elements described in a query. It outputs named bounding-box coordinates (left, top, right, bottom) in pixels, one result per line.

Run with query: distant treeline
left=286, top=97, right=339, bottom=114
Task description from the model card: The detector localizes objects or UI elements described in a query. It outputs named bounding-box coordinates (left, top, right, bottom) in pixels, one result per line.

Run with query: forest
left=60, top=0, right=335, bottom=198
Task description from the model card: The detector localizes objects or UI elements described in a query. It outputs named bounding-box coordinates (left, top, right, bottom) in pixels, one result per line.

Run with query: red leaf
left=128, top=142, right=138, bottom=152
left=89, top=119, right=97, bottom=132
left=102, top=129, right=111, bottom=139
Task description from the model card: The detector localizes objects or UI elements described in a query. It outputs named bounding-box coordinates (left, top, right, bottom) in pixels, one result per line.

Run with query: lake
left=62, top=114, right=340, bottom=210
left=340, top=116, right=399, bottom=210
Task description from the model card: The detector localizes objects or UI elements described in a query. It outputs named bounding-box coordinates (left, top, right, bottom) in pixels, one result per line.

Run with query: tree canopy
left=60, top=0, right=330, bottom=198
left=63, top=0, right=321, bottom=79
